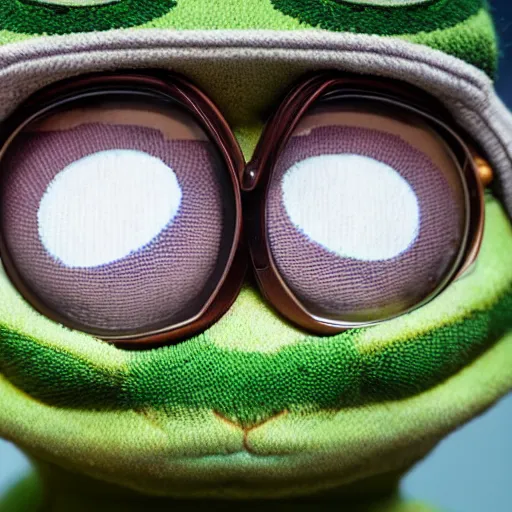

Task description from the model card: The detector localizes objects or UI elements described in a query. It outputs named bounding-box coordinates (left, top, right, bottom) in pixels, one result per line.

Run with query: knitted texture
left=271, top=0, right=482, bottom=33
left=0, top=0, right=510, bottom=509
left=0, top=0, right=498, bottom=76
left=0, top=198, right=511, bottom=495
left=2, top=123, right=232, bottom=332
left=2, top=282, right=511, bottom=427
left=0, top=0, right=177, bottom=34
left=268, top=125, right=464, bottom=318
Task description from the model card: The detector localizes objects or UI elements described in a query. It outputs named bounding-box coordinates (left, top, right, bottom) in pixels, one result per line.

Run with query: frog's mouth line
left=0, top=29, right=511, bottom=218
left=1, top=331, right=511, bottom=499
left=0, top=190, right=511, bottom=496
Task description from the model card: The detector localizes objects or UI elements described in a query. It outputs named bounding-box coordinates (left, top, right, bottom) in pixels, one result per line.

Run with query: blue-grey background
left=1, top=2, right=511, bottom=511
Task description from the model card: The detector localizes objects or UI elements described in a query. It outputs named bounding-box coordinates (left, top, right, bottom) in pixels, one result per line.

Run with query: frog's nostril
left=213, top=409, right=288, bottom=430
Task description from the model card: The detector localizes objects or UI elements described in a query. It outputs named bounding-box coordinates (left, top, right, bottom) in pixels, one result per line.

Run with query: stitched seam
left=0, top=31, right=488, bottom=89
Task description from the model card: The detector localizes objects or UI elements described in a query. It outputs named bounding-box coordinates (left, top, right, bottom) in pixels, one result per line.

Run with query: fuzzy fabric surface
left=0, top=0, right=498, bottom=75
left=0, top=1, right=510, bottom=511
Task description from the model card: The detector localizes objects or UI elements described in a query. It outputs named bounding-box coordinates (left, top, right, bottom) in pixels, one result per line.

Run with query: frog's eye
left=0, top=95, right=237, bottom=337
left=270, top=0, right=481, bottom=35
left=265, top=100, right=468, bottom=323
left=1, top=0, right=176, bottom=35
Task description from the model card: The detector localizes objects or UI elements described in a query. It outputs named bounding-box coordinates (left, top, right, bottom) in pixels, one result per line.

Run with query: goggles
left=0, top=71, right=491, bottom=347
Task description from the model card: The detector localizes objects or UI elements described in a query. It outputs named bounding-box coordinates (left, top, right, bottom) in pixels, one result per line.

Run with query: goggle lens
left=266, top=98, right=470, bottom=324
left=0, top=72, right=487, bottom=345
left=0, top=92, right=239, bottom=338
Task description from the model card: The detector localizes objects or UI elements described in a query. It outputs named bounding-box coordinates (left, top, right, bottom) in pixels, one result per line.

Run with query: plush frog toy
left=0, top=1, right=511, bottom=511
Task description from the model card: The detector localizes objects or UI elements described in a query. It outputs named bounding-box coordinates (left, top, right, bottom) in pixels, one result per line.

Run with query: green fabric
left=1, top=198, right=511, bottom=500
left=270, top=0, right=482, bottom=34
left=2, top=281, right=510, bottom=427
left=402, top=9, right=497, bottom=75
left=0, top=0, right=498, bottom=76
left=0, top=0, right=510, bottom=508
left=0, top=0, right=177, bottom=34
left=1, top=199, right=510, bottom=427
left=0, top=465, right=438, bottom=512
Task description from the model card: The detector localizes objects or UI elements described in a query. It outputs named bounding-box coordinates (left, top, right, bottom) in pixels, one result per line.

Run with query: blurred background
left=1, top=2, right=511, bottom=511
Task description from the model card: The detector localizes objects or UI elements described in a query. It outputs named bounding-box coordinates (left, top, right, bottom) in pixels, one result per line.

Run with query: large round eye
left=0, top=96, right=237, bottom=337
left=1, top=0, right=176, bottom=35
left=266, top=100, right=468, bottom=323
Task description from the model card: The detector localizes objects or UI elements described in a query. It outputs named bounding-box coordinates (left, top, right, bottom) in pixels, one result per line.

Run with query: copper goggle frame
left=0, top=71, right=489, bottom=347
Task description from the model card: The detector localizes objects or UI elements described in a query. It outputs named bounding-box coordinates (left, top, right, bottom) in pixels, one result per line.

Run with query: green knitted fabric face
left=0, top=0, right=510, bottom=506
left=271, top=0, right=482, bottom=34
left=2, top=196, right=512, bottom=426
left=1, top=0, right=177, bottom=34
left=1, top=193, right=511, bottom=497
left=0, top=0, right=498, bottom=76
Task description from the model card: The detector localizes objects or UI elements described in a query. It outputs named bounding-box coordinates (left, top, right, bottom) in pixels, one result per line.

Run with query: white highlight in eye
left=38, top=149, right=182, bottom=268
left=281, top=154, right=420, bottom=261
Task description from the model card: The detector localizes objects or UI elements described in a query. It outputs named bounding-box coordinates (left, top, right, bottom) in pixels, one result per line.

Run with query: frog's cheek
left=0, top=198, right=511, bottom=497
left=0, top=0, right=177, bottom=35
left=2, top=331, right=511, bottom=500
